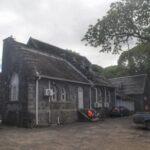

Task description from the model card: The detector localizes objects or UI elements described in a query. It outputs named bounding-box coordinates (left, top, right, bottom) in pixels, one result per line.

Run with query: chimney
left=3, top=35, right=15, bottom=44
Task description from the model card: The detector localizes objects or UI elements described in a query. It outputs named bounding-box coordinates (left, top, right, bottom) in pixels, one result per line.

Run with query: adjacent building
left=110, top=74, right=150, bottom=112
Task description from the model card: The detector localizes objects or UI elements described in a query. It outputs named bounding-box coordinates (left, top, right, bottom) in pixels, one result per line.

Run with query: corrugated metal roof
left=109, top=74, right=147, bottom=95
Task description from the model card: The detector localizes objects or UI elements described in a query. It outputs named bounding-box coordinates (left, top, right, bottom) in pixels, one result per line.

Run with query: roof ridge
left=27, top=37, right=88, bottom=59
left=28, top=37, right=67, bottom=52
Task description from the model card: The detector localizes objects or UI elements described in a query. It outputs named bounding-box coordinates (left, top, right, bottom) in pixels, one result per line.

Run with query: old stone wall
left=27, top=78, right=116, bottom=126
left=28, top=78, right=91, bottom=125
left=2, top=38, right=30, bottom=126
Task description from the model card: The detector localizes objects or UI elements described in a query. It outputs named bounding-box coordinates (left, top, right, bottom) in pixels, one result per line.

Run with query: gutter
left=38, top=74, right=92, bottom=86
left=48, top=81, right=51, bottom=124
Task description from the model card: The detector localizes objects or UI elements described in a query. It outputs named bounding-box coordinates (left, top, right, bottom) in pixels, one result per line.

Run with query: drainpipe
left=89, top=87, right=92, bottom=109
left=104, top=87, right=107, bottom=108
left=48, top=81, right=51, bottom=124
left=95, top=88, right=98, bottom=103
left=35, top=76, right=40, bottom=126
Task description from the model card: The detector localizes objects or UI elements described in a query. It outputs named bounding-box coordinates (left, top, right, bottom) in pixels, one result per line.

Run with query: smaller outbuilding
left=110, top=74, right=150, bottom=112
left=0, top=73, right=2, bottom=118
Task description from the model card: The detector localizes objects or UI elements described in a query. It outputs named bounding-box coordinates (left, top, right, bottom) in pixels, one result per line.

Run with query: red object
left=87, top=110, right=94, bottom=118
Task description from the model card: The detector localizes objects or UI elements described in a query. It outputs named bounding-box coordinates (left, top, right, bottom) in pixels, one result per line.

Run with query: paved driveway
left=0, top=117, right=150, bottom=150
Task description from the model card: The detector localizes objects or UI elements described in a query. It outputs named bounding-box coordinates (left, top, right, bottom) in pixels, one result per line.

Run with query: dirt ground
left=0, top=117, right=150, bottom=150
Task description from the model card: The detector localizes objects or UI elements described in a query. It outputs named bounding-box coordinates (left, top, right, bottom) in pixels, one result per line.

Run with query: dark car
left=133, top=112, right=150, bottom=129
left=0, top=115, right=1, bottom=125
left=110, top=106, right=130, bottom=117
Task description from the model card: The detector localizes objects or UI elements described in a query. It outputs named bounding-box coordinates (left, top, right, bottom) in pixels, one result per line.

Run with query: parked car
left=133, top=112, right=150, bottom=129
left=110, top=106, right=130, bottom=117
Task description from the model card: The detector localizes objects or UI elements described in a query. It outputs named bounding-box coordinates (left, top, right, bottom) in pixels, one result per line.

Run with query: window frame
left=10, top=73, right=19, bottom=102
left=98, top=89, right=103, bottom=103
left=60, top=87, right=66, bottom=102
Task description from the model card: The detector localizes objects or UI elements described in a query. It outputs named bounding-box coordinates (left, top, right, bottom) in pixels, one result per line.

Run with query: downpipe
left=35, top=76, right=40, bottom=126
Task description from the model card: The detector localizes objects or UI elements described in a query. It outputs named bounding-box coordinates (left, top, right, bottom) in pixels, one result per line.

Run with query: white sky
left=0, top=0, right=119, bottom=71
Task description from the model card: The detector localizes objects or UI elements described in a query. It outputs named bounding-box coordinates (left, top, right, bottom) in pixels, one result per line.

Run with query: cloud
left=0, top=0, right=118, bottom=72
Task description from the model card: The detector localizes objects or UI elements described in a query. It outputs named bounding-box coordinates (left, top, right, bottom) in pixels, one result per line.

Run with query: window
left=108, top=91, right=111, bottom=103
left=95, top=88, right=98, bottom=102
left=104, top=88, right=108, bottom=107
left=60, top=87, right=66, bottom=102
left=105, top=90, right=111, bottom=108
left=10, top=73, right=19, bottom=101
left=51, top=86, right=57, bottom=102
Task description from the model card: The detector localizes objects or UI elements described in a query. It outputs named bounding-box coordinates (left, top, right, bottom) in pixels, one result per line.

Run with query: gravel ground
left=0, top=117, right=150, bottom=150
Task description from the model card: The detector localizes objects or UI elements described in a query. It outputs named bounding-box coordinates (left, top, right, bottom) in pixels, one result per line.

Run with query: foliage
left=102, top=43, right=150, bottom=78
left=82, top=0, right=150, bottom=54
left=91, top=64, right=104, bottom=76
left=101, top=65, right=128, bottom=78
left=118, top=43, right=150, bottom=74
left=91, top=43, right=150, bottom=78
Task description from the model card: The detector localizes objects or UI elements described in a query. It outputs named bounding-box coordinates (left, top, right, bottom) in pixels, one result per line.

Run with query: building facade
left=1, top=37, right=115, bottom=126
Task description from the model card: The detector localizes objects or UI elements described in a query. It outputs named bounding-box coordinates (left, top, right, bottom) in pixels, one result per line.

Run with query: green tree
left=101, top=65, right=128, bottom=78
left=91, top=64, right=104, bottom=76
left=82, top=0, right=150, bottom=54
left=118, top=43, right=150, bottom=74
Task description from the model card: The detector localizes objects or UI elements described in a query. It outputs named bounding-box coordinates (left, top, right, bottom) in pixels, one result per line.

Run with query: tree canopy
left=101, top=65, right=122, bottom=78
left=92, top=43, right=150, bottom=79
left=91, top=64, right=104, bottom=76
left=82, top=0, right=150, bottom=54
left=118, top=43, right=150, bottom=74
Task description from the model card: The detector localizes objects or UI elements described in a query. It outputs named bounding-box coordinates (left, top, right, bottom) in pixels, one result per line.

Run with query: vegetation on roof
left=27, top=38, right=112, bottom=87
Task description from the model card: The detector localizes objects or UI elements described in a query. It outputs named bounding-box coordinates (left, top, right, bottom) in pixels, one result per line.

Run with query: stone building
left=110, top=74, right=150, bottom=112
left=1, top=37, right=115, bottom=126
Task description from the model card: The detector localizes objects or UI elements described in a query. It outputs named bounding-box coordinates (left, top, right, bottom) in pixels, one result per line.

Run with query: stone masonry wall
left=28, top=78, right=91, bottom=125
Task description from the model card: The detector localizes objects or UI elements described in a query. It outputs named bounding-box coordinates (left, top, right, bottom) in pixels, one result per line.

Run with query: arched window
left=105, top=90, right=111, bottom=108
left=98, top=89, right=102, bottom=103
left=10, top=73, right=19, bottom=101
left=51, top=86, right=57, bottom=102
left=106, top=91, right=111, bottom=103
left=60, top=87, right=66, bottom=102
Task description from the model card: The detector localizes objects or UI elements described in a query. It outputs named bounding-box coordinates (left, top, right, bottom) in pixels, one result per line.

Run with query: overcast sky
left=0, top=0, right=119, bottom=71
